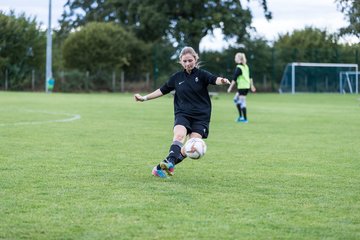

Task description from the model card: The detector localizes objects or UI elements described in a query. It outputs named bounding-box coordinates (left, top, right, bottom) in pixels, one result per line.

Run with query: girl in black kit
left=135, top=46, right=230, bottom=178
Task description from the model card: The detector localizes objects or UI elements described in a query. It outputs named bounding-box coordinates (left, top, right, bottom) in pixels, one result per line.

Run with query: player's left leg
left=239, top=95, right=248, bottom=123
left=152, top=166, right=167, bottom=178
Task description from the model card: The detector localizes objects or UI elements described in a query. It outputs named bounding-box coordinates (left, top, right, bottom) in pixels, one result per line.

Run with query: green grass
left=0, top=91, right=359, bottom=239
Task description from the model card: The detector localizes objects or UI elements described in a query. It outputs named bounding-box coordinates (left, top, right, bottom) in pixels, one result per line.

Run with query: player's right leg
left=160, top=124, right=187, bottom=176
left=235, top=92, right=243, bottom=122
left=236, top=102, right=243, bottom=122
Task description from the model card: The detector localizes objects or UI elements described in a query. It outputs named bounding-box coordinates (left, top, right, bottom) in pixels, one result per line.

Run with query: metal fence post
left=112, top=70, right=116, bottom=92
left=32, top=69, right=35, bottom=91
left=5, top=69, right=8, bottom=91
left=121, top=71, right=124, bottom=92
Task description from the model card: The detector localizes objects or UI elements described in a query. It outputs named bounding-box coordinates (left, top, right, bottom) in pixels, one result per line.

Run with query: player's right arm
left=134, top=89, right=164, bottom=102
left=227, top=67, right=241, bottom=93
left=135, top=73, right=177, bottom=102
left=227, top=80, right=236, bottom=93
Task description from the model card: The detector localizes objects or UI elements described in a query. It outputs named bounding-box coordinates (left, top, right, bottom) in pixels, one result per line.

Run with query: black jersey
left=160, top=68, right=217, bottom=122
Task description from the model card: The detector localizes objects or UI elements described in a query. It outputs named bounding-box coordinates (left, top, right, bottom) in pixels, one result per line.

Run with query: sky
left=0, top=0, right=356, bottom=51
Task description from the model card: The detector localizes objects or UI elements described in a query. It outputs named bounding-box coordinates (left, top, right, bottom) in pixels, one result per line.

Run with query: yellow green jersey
left=236, top=64, right=250, bottom=89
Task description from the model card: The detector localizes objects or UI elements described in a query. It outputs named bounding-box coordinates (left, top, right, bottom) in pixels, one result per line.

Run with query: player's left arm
left=250, top=78, right=256, bottom=92
left=249, top=69, right=256, bottom=92
left=215, top=77, right=230, bottom=85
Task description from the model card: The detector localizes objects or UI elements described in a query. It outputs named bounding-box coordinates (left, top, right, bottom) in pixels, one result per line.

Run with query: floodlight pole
left=45, top=0, right=53, bottom=93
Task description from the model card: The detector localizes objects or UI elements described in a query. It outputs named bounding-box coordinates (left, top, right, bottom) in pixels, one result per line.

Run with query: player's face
left=181, top=53, right=196, bottom=73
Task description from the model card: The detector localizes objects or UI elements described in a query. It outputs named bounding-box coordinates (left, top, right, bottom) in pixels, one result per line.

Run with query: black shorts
left=238, top=89, right=249, bottom=96
left=174, top=114, right=209, bottom=139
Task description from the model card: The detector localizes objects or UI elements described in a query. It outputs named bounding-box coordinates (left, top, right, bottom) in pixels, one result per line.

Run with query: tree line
left=0, top=0, right=359, bottom=92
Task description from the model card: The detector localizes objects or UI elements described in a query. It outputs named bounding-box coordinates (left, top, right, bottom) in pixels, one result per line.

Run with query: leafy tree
left=274, top=27, right=339, bottom=63
left=271, top=27, right=345, bottom=88
left=0, top=11, right=46, bottom=90
left=62, top=22, right=150, bottom=90
left=336, top=0, right=360, bottom=37
left=63, top=22, right=147, bottom=71
left=60, top=0, right=272, bottom=52
left=337, top=42, right=360, bottom=65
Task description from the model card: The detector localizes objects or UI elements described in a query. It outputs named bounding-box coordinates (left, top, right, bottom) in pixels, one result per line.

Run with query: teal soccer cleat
left=152, top=166, right=167, bottom=178
left=236, top=116, right=245, bottom=122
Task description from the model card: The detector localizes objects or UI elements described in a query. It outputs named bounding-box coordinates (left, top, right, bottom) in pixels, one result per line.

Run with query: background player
left=227, top=52, right=256, bottom=123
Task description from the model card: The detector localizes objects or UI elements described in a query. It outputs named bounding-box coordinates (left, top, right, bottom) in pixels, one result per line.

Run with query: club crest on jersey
left=195, top=77, right=199, bottom=82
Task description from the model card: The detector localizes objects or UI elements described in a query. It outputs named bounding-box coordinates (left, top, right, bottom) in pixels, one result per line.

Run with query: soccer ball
left=184, top=138, right=207, bottom=159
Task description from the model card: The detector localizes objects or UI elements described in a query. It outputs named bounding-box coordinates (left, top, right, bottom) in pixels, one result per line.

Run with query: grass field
left=0, top=91, right=359, bottom=239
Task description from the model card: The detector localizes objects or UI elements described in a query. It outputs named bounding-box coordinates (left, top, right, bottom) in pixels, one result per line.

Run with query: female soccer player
left=227, top=52, right=256, bottom=123
left=134, top=46, right=230, bottom=178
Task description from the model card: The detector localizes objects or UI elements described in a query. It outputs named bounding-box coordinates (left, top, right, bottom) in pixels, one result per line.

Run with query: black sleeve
left=201, top=69, right=217, bottom=85
left=159, top=73, right=176, bottom=94
left=233, top=67, right=242, bottom=81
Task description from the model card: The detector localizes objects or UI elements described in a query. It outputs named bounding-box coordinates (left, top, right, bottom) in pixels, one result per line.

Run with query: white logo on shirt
left=179, top=81, right=185, bottom=85
left=195, top=77, right=199, bottom=82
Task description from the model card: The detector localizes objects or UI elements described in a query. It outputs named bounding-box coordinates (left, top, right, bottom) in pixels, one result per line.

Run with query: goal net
left=279, top=62, right=358, bottom=94
left=339, top=71, right=359, bottom=94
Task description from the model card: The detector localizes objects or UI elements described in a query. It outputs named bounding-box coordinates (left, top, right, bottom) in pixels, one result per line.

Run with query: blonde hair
left=235, top=52, right=247, bottom=64
left=179, top=46, right=200, bottom=67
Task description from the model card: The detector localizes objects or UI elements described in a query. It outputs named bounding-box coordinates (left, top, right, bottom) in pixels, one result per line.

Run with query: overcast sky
left=0, top=0, right=356, bottom=51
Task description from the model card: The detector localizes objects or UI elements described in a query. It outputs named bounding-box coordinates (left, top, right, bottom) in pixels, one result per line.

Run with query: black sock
left=236, top=104, right=242, bottom=117
left=242, top=107, right=247, bottom=120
